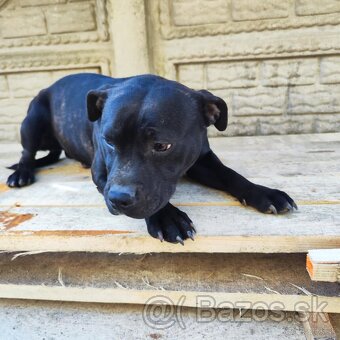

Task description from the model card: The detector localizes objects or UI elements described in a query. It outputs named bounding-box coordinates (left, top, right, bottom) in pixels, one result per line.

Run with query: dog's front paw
left=146, top=203, right=196, bottom=245
left=7, top=167, right=35, bottom=188
left=241, top=184, right=297, bottom=215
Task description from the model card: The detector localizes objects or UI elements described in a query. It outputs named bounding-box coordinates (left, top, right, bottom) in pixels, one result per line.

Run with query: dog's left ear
left=198, top=90, right=228, bottom=131
left=86, top=85, right=112, bottom=122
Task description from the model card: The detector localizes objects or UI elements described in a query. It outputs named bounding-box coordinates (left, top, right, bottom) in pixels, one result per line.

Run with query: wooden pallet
left=0, top=133, right=339, bottom=254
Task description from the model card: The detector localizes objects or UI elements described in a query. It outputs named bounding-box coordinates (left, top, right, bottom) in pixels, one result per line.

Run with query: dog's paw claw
left=267, top=204, right=277, bottom=215
left=190, top=223, right=197, bottom=233
left=187, top=230, right=195, bottom=241
left=286, top=203, right=294, bottom=212
left=176, top=235, right=184, bottom=246
left=157, top=231, right=164, bottom=242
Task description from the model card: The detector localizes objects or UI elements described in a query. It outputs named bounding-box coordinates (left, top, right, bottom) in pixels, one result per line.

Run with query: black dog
left=7, top=73, right=297, bottom=244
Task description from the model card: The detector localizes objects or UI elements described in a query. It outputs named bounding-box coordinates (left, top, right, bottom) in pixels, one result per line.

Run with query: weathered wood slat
left=0, top=203, right=339, bottom=253
left=307, top=249, right=340, bottom=283
left=0, top=284, right=339, bottom=313
left=1, top=232, right=340, bottom=253
left=1, top=176, right=339, bottom=205
left=309, top=249, right=340, bottom=263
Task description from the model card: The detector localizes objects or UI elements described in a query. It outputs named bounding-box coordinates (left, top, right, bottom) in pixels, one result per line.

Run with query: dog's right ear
left=86, top=90, right=108, bottom=122
left=86, top=85, right=113, bottom=122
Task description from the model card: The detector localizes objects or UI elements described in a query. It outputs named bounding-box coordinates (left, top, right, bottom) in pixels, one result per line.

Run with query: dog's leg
left=145, top=203, right=196, bottom=244
left=7, top=94, right=53, bottom=187
left=187, top=150, right=297, bottom=214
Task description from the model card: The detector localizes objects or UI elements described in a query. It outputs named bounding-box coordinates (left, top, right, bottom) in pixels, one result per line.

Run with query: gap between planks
left=0, top=200, right=339, bottom=209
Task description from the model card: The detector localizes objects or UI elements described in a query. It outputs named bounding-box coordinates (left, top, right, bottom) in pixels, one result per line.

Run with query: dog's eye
left=153, top=143, right=172, bottom=152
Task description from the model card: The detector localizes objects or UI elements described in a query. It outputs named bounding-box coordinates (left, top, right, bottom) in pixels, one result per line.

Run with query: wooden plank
left=2, top=204, right=339, bottom=236
left=1, top=232, right=340, bottom=253
left=300, top=312, right=337, bottom=340
left=307, top=249, right=340, bottom=283
left=309, top=249, right=340, bottom=263
left=0, top=133, right=339, bottom=254
left=0, top=204, right=339, bottom=253
left=1, top=175, right=339, bottom=206
left=0, top=284, right=338, bottom=313
left=1, top=133, right=340, bottom=204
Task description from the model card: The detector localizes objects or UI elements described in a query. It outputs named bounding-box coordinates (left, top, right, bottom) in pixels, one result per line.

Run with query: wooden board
left=309, top=249, right=340, bottom=263
left=307, top=249, right=340, bottom=283
left=1, top=285, right=339, bottom=313
left=0, top=133, right=339, bottom=253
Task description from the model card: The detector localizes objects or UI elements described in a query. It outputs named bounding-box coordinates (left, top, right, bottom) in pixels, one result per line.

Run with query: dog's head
left=86, top=75, right=228, bottom=219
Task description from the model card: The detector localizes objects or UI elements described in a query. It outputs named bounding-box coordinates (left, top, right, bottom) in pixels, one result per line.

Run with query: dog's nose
left=108, top=187, right=137, bottom=210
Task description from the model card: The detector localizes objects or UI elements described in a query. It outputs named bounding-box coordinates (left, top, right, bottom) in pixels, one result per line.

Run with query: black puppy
left=7, top=73, right=297, bottom=244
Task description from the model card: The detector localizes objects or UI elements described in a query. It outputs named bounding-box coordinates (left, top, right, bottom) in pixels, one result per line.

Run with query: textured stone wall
left=148, top=0, right=340, bottom=136
left=0, top=0, right=112, bottom=142
left=1, top=2, right=97, bottom=38
left=177, top=57, right=340, bottom=136
left=1, top=0, right=340, bottom=142
left=0, top=68, right=100, bottom=141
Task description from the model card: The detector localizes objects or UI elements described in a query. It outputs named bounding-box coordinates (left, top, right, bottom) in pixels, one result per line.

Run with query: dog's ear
left=86, top=86, right=111, bottom=122
left=197, top=90, right=228, bottom=131
left=86, top=90, right=108, bottom=122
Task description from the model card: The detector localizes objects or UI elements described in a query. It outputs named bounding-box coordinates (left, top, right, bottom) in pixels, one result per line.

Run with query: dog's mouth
left=104, top=197, right=120, bottom=216
left=103, top=182, right=175, bottom=219
left=104, top=196, right=164, bottom=219
left=107, top=205, right=121, bottom=216
left=110, top=205, right=159, bottom=219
